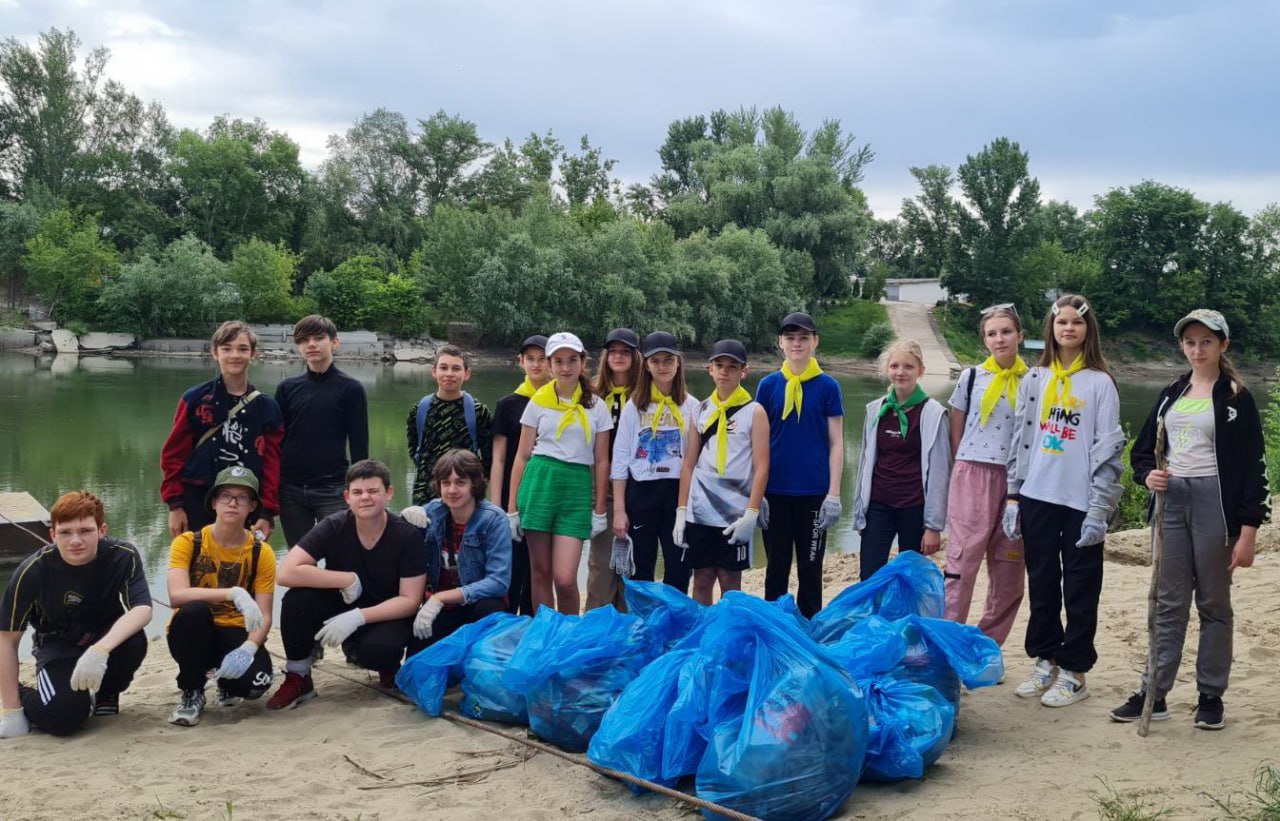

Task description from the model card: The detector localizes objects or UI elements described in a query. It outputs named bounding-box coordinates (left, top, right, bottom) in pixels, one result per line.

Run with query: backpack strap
left=248, top=536, right=262, bottom=597
left=187, top=529, right=203, bottom=586
left=964, top=367, right=978, bottom=413
left=416, top=392, right=480, bottom=458
left=196, top=390, right=261, bottom=451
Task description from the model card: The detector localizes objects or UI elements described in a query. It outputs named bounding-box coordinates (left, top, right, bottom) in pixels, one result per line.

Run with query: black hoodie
left=1130, top=372, right=1271, bottom=537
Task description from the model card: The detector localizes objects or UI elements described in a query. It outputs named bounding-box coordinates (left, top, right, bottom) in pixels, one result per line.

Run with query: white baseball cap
left=545, top=332, right=586, bottom=357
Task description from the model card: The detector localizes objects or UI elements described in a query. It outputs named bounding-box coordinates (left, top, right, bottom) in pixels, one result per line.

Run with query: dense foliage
left=1, top=28, right=1277, bottom=355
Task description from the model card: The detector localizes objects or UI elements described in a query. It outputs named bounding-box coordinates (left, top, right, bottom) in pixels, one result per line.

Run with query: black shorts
left=684, top=522, right=750, bottom=572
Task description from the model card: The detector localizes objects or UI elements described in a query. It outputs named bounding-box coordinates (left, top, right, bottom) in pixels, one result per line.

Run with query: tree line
left=2, top=28, right=1278, bottom=352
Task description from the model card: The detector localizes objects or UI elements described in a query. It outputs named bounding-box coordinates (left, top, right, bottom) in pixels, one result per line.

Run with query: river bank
left=4, top=517, right=1277, bottom=820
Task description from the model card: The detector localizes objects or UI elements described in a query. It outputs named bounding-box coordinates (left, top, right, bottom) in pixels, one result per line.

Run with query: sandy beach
left=5, top=523, right=1278, bottom=820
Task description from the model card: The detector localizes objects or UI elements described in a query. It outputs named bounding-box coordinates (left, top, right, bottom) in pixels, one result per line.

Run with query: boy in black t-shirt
left=406, top=346, right=494, bottom=505
left=268, top=460, right=427, bottom=709
left=488, top=335, right=548, bottom=615
left=0, top=492, right=152, bottom=739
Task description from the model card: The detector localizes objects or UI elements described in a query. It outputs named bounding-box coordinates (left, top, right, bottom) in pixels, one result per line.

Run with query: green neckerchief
left=875, top=384, right=929, bottom=439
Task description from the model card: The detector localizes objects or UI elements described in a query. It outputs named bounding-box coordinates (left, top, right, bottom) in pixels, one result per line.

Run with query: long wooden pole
left=1137, top=417, right=1168, bottom=737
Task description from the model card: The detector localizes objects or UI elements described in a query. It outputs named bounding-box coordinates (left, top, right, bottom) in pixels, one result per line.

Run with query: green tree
left=469, top=131, right=563, bottom=215
left=899, top=165, right=957, bottom=279
left=948, top=138, right=1042, bottom=313
left=1088, top=181, right=1209, bottom=330
left=97, top=235, right=239, bottom=337
left=405, top=110, right=488, bottom=213
left=22, top=208, right=117, bottom=321
left=304, top=254, right=427, bottom=335
left=409, top=203, right=512, bottom=323
left=0, top=200, right=42, bottom=306
left=559, top=135, right=617, bottom=210
left=226, top=238, right=297, bottom=322
left=170, top=116, right=307, bottom=256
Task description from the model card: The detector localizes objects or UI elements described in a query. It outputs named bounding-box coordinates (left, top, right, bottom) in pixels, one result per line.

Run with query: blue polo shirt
left=756, top=369, right=844, bottom=496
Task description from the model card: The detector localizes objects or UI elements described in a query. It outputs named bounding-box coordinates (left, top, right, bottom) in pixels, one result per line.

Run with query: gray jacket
left=853, top=396, right=952, bottom=533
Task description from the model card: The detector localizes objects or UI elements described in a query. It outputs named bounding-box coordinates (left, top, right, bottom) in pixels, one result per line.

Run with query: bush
left=227, top=239, right=298, bottom=323
left=1265, top=369, right=1280, bottom=484
left=816, top=299, right=889, bottom=357
left=1114, top=435, right=1149, bottom=531
left=98, top=235, right=241, bottom=338
left=861, top=321, right=896, bottom=358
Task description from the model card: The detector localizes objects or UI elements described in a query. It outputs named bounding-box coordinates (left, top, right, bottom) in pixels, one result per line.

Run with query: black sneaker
left=92, top=691, right=120, bottom=717
left=1109, top=691, right=1169, bottom=723
left=1194, top=694, right=1225, bottom=730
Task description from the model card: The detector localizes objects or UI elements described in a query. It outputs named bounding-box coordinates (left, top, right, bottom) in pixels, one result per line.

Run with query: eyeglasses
left=216, top=492, right=254, bottom=506
left=980, top=303, right=1019, bottom=317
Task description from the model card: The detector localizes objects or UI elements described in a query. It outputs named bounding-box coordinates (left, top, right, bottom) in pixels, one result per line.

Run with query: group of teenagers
left=0, top=294, right=1268, bottom=742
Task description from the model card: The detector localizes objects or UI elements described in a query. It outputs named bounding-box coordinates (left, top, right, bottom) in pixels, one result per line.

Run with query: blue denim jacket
left=423, top=499, right=511, bottom=604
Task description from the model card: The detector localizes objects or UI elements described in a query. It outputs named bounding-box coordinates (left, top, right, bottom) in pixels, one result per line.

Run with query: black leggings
left=858, top=500, right=924, bottom=581
left=763, top=493, right=827, bottom=618
left=166, top=600, right=273, bottom=696
left=506, top=536, right=535, bottom=616
left=625, top=478, right=689, bottom=593
left=20, top=632, right=147, bottom=737
left=280, top=587, right=413, bottom=673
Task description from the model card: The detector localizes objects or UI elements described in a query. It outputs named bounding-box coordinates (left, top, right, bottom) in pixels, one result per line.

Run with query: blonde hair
left=877, top=339, right=926, bottom=374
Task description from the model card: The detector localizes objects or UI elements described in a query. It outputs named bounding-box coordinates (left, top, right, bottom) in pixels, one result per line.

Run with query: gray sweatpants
left=1142, top=476, right=1233, bottom=699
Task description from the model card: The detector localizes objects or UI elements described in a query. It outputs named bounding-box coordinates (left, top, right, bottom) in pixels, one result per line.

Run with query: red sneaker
left=266, top=672, right=316, bottom=710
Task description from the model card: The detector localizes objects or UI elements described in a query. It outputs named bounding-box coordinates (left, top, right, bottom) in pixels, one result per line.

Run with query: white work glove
left=315, top=608, right=366, bottom=648
left=0, top=708, right=30, bottom=739
left=211, top=641, right=258, bottom=681
left=413, top=597, right=445, bottom=640
left=226, top=586, right=263, bottom=633
left=673, top=506, right=688, bottom=547
left=340, top=573, right=363, bottom=605
left=69, top=646, right=109, bottom=692
left=816, top=495, right=842, bottom=531
left=758, top=497, right=770, bottom=530
left=723, top=508, right=760, bottom=546
left=400, top=505, right=431, bottom=529
left=590, top=511, right=608, bottom=539
left=609, top=536, right=636, bottom=578
left=507, top=512, right=523, bottom=540
left=1002, top=500, right=1021, bottom=540
left=1076, top=516, right=1107, bottom=548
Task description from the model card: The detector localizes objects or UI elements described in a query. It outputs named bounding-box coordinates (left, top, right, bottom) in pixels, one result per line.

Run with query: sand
left=5, top=525, right=1278, bottom=821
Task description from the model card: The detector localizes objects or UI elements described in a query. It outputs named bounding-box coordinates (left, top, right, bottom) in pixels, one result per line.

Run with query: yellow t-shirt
left=168, top=526, right=277, bottom=629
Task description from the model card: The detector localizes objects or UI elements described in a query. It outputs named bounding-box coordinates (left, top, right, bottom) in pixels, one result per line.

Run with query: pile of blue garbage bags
left=397, top=552, right=1003, bottom=821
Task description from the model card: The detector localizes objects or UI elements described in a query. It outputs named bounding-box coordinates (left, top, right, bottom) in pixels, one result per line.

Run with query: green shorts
left=517, top=455, right=593, bottom=539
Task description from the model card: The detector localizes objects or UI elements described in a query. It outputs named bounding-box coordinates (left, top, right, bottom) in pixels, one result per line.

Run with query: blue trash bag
left=503, top=605, right=658, bottom=752
left=587, top=648, right=696, bottom=792
left=459, top=614, right=532, bottom=723
left=668, top=592, right=869, bottom=821
left=888, top=616, right=1004, bottom=709
left=825, top=615, right=908, bottom=681
left=624, top=579, right=705, bottom=651
left=396, top=611, right=519, bottom=717
left=770, top=593, right=811, bottom=631
left=809, top=551, right=945, bottom=644
left=861, top=676, right=956, bottom=782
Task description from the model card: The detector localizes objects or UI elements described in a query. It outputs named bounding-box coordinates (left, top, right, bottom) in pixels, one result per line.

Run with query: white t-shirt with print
left=610, top=395, right=701, bottom=482
left=949, top=367, right=1018, bottom=466
left=520, top=396, right=614, bottom=466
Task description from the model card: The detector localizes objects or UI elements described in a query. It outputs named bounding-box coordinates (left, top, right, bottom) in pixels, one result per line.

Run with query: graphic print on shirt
left=190, top=551, right=247, bottom=622
left=633, top=406, right=685, bottom=476
left=1040, top=395, right=1084, bottom=455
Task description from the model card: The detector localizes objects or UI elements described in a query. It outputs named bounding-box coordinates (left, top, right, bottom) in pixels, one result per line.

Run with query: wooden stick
left=1138, top=417, right=1168, bottom=737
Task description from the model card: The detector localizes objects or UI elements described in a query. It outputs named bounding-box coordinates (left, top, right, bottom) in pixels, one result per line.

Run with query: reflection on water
left=0, top=351, right=1187, bottom=651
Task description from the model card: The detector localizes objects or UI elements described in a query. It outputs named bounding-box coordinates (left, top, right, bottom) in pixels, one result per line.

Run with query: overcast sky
left=4, top=0, right=1277, bottom=217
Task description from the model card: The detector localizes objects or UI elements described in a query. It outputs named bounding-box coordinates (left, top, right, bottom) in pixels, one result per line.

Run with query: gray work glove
left=1075, top=516, right=1107, bottom=548
left=315, top=608, right=366, bottom=647
left=211, top=641, right=258, bottom=681
left=1002, top=501, right=1021, bottom=540
left=816, top=495, right=842, bottom=532
left=609, top=535, right=636, bottom=578
left=400, top=505, right=430, bottom=529
left=226, top=586, right=263, bottom=633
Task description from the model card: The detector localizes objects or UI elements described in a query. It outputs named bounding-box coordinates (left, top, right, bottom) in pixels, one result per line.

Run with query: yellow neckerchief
left=648, top=385, right=685, bottom=437
left=781, top=357, right=823, bottom=421
left=605, top=386, right=630, bottom=416
left=701, top=386, right=752, bottom=475
left=977, top=355, right=1029, bottom=426
left=1041, top=355, right=1086, bottom=423
left=514, top=377, right=538, bottom=398
left=531, top=381, right=591, bottom=443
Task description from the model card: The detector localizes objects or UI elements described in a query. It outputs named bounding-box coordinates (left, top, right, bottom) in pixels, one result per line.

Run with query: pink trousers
left=944, top=460, right=1025, bottom=645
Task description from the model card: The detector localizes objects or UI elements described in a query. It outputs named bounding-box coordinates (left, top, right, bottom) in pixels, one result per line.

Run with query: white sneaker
left=1040, top=669, right=1089, bottom=708
left=1014, top=659, right=1057, bottom=699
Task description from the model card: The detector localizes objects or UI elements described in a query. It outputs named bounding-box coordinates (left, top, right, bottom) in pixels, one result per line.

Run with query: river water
left=0, top=351, right=1189, bottom=648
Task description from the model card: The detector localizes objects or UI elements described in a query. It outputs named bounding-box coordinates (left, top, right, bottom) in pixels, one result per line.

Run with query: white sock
left=285, top=659, right=312, bottom=676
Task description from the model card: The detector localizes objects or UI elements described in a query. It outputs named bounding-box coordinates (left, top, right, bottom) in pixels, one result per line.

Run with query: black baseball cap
left=604, top=328, right=640, bottom=349
left=642, top=331, right=680, bottom=357
left=519, top=334, right=548, bottom=353
left=778, top=312, right=818, bottom=334
left=708, top=339, right=748, bottom=364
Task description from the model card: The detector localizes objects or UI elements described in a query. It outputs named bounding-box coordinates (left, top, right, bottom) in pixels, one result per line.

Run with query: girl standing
left=944, top=306, right=1028, bottom=645
left=852, top=339, right=952, bottom=581
left=508, top=333, right=613, bottom=615
left=585, top=328, right=642, bottom=611
left=1109, top=310, right=1268, bottom=730
left=1004, top=294, right=1125, bottom=708
left=676, top=340, right=770, bottom=605
left=610, top=332, right=700, bottom=591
